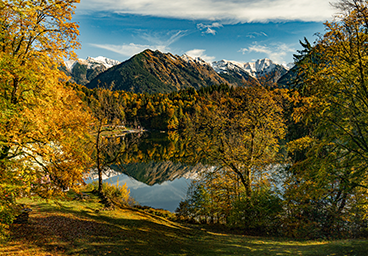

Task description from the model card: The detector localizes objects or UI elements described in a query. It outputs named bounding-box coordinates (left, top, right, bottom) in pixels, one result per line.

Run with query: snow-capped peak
left=211, top=59, right=246, bottom=73
left=283, top=62, right=295, bottom=70
left=180, top=54, right=208, bottom=66
left=64, top=56, right=120, bottom=72
left=86, top=56, right=121, bottom=68
left=243, top=58, right=277, bottom=77
left=64, top=59, right=77, bottom=72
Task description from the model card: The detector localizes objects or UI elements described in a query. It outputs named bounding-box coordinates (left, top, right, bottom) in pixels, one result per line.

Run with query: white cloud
left=205, top=28, right=216, bottom=35
left=77, top=0, right=338, bottom=22
left=90, top=30, right=186, bottom=57
left=240, top=43, right=296, bottom=64
left=197, top=22, right=223, bottom=35
left=185, top=49, right=216, bottom=62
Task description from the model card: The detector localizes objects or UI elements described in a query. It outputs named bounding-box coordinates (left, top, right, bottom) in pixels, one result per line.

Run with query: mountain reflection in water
left=120, top=161, right=203, bottom=185
left=85, top=162, right=201, bottom=212
left=85, top=131, right=208, bottom=212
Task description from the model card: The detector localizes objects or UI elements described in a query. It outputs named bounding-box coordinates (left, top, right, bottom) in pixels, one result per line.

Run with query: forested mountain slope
left=86, top=49, right=234, bottom=93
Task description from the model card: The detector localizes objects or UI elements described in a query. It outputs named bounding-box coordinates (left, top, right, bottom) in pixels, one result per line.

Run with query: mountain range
left=63, top=49, right=294, bottom=93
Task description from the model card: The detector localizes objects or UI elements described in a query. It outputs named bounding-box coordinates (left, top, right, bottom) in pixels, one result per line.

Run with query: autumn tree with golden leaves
left=0, top=0, right=91, bottom=231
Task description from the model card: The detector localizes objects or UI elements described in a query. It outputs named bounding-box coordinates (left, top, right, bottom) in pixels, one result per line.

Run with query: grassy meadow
left=0, top=189, right=367, bottom=256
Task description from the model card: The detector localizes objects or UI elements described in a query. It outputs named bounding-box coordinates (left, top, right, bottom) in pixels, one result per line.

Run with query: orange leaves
left=287, top=136, right=315, bottom=155
left=0, top=0, right=91, bottom=202
left=0, top=0, right=80, bottom=62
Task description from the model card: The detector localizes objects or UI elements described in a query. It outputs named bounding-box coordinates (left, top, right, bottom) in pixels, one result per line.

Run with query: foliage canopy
left=284, top=0, right=368, bottom=238
left=0, top=0, right=91, bottom=233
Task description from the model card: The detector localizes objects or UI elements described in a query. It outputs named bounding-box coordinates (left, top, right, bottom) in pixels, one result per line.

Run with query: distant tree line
left=72, top=83, right=234, bottom=131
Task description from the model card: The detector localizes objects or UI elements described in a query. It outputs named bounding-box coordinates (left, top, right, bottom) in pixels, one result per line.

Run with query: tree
left=187, top=85, right=286, bottom=197
left=285, top=0, right=368, bottom=237
left=0, top=0, right=90, bottom=231
left=178, top=85, right=286, bottom=231
left=88, top=88, right=126, bottom=194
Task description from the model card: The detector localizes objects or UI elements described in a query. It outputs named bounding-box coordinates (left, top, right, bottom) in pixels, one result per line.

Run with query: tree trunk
left=229, top=162, right=251, bottom=197
left=96, top=127, right=103, bottom=195
left=11, top=77, right=19, bottom=105
left=245, top=169, right=252, bottom=197
left=98, top=166, right=103, bottom=195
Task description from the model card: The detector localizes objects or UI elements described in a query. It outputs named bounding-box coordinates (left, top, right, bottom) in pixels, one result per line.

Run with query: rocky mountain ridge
left=212, top=58, right=291, bottom=83
left=85, top=49, right=233, bottom=93
left=64, top=49, right=294, bottom=91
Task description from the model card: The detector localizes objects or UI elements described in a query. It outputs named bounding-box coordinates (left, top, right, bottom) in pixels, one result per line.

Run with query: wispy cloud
left=240, top=43, right=296, bottom=64
left=185, top=49, right=215, bottom=62
left=90, top=30, right=187, bottom=57
left=197, top=22, right=223, bottom=35
left=90, top=43, right=162, bottom=57
left=246, top=32, right=268, bottom=39
left=78, top=0, right=338, bottom=22
left=139, top=30, right=187, bottom=46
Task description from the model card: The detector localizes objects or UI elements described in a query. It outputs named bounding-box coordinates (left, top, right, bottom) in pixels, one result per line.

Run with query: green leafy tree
left=285, top=0, right=368, bottom=238
left=187, top=85, right=286, bottom=197
left=229, top=186, right=283, bottom=235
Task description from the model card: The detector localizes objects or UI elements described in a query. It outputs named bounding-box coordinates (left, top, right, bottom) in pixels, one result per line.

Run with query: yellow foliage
left=287, top=136, right=315, bottom=153
left=188, top=85, right=287, bottom=197
left=0, top=0, right=90, bottom=201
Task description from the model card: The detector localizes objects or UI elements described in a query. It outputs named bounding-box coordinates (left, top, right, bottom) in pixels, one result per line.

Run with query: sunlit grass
left=1, top=191, right=367, bottom=255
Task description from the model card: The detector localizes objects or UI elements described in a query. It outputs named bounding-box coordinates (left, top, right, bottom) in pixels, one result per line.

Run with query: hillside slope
left=68, top=50, right=295, bottom=93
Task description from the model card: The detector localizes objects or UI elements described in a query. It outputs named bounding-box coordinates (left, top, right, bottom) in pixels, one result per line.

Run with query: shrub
left=0, top=188, right=19, bottom=242
left=86, top=180, right=134, bottom=207
left=0, top=205, right=13, bottom=242
left=228, top=187, right=283, bottom=235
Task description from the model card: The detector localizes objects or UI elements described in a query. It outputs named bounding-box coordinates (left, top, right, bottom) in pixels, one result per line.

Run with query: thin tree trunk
left=11, top=78, right=19, bottom=105
left=96, top=125, right=103, bottom=195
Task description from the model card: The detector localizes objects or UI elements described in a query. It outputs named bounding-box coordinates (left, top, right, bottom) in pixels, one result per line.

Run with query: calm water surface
left=87, top=172, right=191, bottom=212
left=87, top=131, right=203, bottom=212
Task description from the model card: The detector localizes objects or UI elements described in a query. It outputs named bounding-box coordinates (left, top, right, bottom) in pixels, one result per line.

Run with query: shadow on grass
left=6, top=200, right=368, bottom=256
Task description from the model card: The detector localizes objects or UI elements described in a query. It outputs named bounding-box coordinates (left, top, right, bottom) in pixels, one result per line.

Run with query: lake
left=86, top=131, right=205, bottom=212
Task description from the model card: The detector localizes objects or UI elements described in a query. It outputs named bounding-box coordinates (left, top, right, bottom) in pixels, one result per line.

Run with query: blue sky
left=74, top=0, right=338, bottom=65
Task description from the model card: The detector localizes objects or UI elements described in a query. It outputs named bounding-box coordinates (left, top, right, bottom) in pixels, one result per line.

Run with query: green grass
left=1, top=190, right=368, bottom=256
